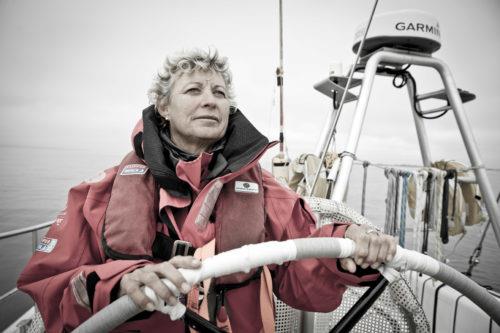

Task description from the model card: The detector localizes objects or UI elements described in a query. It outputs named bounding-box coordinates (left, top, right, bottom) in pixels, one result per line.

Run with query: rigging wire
left=465, top=192, right=500, bottom=277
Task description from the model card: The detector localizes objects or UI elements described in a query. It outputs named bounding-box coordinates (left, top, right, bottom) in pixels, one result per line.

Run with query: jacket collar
left=136, top=105, right=270, bottom=199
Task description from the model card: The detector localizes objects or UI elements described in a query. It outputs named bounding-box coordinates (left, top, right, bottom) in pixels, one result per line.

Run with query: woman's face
left=160, top=70, right=230, bottom=154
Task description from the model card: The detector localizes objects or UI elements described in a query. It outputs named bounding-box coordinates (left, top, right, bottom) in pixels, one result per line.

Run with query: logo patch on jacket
left=120, top=164, right=148, bottom=176
left=54, top=211, right=66, bottom=228
left=36, top=237, right=58, bottom=253
left=235, top=181, right=259, bottom=194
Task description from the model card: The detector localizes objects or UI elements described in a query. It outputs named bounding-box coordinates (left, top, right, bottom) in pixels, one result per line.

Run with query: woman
left=18, top=49, right=396, bottom=332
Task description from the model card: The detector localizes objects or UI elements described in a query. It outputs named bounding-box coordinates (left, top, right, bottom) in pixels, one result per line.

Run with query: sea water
left=1, top=145, right=499, bottom=330
left=0, top=145, right=124, bottom=329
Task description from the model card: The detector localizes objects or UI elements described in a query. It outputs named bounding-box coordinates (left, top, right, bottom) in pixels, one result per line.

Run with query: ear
left=158, top=105, right=169, bottom=120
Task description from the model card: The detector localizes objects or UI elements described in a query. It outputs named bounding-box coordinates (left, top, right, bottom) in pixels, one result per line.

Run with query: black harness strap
left=149, top=210, right=196, bottom=260
left=159, top=207, right=181, bottom=240
left=157, top=201, right=264, bottom=332
left=440, top=170, right=455, bottom=244
left=151, top=231, right=195, bottom=261
left=184, top=309, right=227, bottom=333
left=422, top=173, right=433, bottom=254
left=206, top=268, right=263, bottom=323
left=156, top=212, right=223, bottom=333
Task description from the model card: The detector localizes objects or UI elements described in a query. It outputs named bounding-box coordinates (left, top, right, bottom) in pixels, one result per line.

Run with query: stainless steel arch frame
left=330, top=49, right=500, bottom=248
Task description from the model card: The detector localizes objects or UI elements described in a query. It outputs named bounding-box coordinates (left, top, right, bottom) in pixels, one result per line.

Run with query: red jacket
left=18, top=112, right=378, bottom=332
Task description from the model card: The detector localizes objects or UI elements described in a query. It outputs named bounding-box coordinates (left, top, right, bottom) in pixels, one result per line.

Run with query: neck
left=170, top=134, right=214, bottom=156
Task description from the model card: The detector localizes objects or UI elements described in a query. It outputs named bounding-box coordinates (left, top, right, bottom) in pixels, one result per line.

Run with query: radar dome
left=352, top=10, right=441, bottom=55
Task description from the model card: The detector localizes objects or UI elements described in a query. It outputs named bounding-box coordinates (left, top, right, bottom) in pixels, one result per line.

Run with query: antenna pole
left=272, top=0, right=290, bottom=184
left=278, top=0, right=284, bottom=154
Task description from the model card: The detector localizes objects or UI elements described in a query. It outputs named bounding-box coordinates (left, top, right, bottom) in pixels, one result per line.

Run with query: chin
left=193, top=127, right=226, bottom=142
left=197, top=134, right=224, bottom=143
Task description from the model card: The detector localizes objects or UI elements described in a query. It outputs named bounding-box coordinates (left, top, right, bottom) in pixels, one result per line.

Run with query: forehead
left=173, top=70, right=226, bottom=88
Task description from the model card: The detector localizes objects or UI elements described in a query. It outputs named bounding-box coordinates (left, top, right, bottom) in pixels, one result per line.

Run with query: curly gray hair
left=148, top=48, right=235, bottom=110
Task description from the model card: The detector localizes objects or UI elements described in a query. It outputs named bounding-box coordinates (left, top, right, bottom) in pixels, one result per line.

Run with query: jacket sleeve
left=17, top=167, right=150, bottom=333
left=262, top=170, right=379, bottom=312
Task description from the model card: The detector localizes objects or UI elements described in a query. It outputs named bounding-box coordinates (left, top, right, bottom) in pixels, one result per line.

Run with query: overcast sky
left=1, top=0, right=499, bottom=176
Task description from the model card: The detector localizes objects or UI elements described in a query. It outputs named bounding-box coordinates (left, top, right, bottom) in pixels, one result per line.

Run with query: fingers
left=345, top=224, right=398, bottom=270
left=364, top=236, right=381, bottom=269
left=169, top=256, right=202, bottom=269
left=120, top=273, right=157, bottom=311
left=156, top=261, right=189, bottom=294
left=123, top=266, right=177, bottom=308
left=373, top=238, right=389, bottom=269
left=118, top=256, right=201, bottom=311
left=387, top=236, right=397, bottom=262
left=354, top=233, right=369, bottom=266
left=340, top=258, right=357, bottom=273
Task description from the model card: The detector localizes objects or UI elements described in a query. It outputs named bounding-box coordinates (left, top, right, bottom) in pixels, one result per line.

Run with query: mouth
left=193, top=115, right=219, bottom=122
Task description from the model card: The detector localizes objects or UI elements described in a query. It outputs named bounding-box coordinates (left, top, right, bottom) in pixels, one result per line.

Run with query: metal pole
left=301, top=311, right=316, bottom=333
left=330, top=275, right=389, bottom=333
left=407, top=78, right=433, bottom=166
left=271, top=0, right=290, bottom=183
left=315, top=102, right=339, bottom=157
left=278, top=0, right=284, bottom=154
left=435, top=61, right=500, bottom=247
left=0, top=220, right=53, bottom=240
left=0, top=287, right=18, bottom=303
left=309, top=0, right=379, bottom=196
left=331, top=49, right=500, bottom=247
left=331, top=52, right=382, bottom=201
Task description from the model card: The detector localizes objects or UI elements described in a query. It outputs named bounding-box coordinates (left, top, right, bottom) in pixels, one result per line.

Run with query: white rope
left=430, top=168, right=446, bottom=261
left=384, top=169, right=398, bottom=235
left=412, top=170, right=428, bottom=253
left=395, top=172, right=402, bottom=238
left=398, top=172, right=411, bottom=247
left=385, top=166, right=449, bottom=261
left=409, top=170, right=427, bottom=301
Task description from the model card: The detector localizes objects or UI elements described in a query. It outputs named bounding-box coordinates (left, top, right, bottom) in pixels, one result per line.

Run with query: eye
left=213, top=90, right=226, bottom=98
left=185, top=87, right=201, bottom=95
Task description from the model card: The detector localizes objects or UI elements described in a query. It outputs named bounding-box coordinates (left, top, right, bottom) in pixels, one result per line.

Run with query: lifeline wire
left=352, top=159, right=500, bottom=173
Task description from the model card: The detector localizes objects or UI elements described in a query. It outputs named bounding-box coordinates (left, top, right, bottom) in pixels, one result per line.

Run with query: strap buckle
left=172, top=240, right=192, bottom=258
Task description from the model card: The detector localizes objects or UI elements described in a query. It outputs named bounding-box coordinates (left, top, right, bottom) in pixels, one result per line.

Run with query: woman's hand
left=340, top=224, right=397, bottom=273
left=118, top=256, right=201, bottom=311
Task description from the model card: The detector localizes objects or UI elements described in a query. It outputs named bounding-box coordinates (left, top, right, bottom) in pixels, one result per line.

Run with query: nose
left=200, top=88, right=217, bottom=108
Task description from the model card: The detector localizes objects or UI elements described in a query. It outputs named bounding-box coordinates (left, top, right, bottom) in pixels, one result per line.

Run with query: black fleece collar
left=138, top=105, right=269, bottom=198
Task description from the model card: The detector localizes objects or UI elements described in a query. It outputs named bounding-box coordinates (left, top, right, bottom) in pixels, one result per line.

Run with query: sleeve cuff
left=92, top=259, right=150, bottom=312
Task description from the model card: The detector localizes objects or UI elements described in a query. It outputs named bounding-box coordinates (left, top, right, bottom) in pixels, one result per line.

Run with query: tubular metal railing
left=0, top=221, right=53, bottom=303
